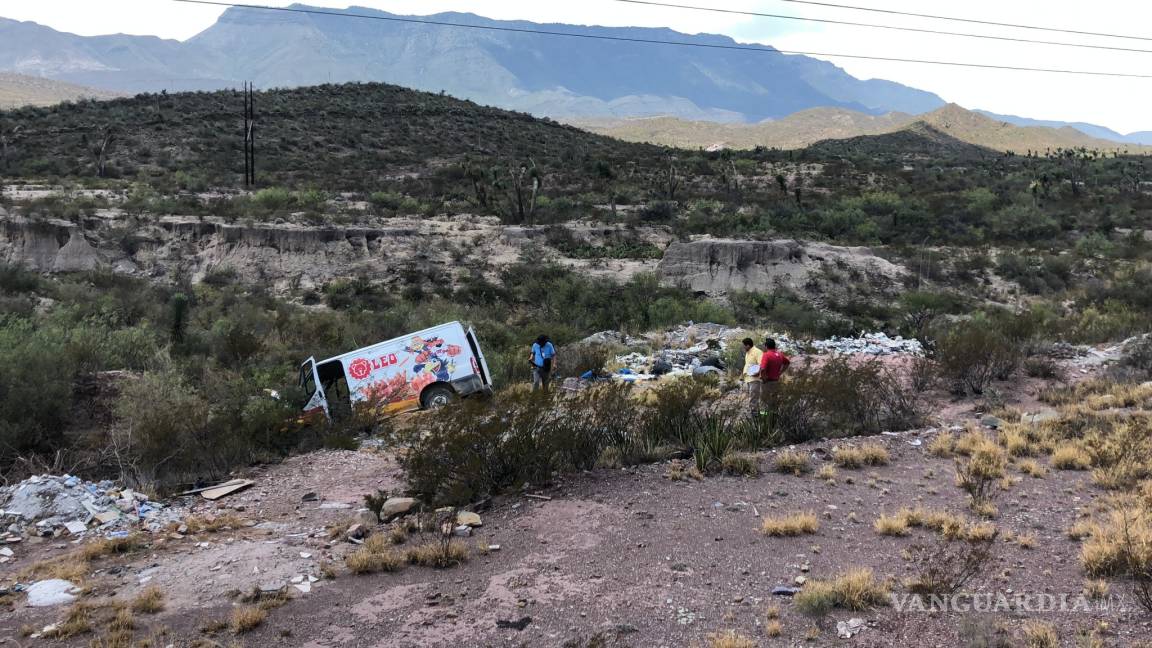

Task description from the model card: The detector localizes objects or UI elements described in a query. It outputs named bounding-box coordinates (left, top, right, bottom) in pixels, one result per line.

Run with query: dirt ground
left=3, top=356, right=1148, bottom=647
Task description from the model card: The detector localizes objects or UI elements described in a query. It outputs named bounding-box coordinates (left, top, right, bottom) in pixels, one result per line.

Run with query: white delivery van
left=299, top=321, right=493, bottom=418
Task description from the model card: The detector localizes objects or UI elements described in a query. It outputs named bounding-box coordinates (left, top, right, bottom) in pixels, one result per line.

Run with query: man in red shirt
left=758, top=338, right=790, bottom=414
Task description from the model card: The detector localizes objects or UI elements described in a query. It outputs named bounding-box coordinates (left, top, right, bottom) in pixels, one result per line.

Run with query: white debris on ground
left=577, top=322, right=924, bottom=385
left=811, top=332, right=923, bottom=356
left=0, top=474, right=184, bottom=543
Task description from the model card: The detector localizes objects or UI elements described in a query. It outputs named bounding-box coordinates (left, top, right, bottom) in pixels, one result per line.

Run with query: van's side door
left=299, top=357, right=329, bottom=418
left=466, top=327, right=493, bottom=390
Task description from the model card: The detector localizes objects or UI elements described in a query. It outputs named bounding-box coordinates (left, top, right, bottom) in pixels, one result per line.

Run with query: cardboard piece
left=199, top=480, right=255, bottom=501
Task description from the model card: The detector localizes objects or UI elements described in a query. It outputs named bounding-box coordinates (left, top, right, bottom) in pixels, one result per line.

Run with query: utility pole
left=243, top=82, right=256, bottom=187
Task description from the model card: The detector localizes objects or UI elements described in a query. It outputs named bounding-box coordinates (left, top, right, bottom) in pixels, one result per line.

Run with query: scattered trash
left=487, top=544, right=501, bottom=551
left=452, top=525, right=472, bottom=537
left=811, top=332, right=922, bottom=356
left=196, top=479, right=255, bottom=501
left=523, top=493, right=552, bottom=501
left=26, top=579, right=80, bottom=607
left=0, top=474, right=179, bottom=537
left=299, top=552, right=313, bottom=559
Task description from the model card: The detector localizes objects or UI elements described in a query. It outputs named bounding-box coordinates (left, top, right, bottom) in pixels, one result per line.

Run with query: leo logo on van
left=348, top=354, right=399, bottom=380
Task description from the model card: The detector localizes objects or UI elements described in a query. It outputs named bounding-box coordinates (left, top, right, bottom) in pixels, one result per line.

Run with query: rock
left=27, top=579, right=80, bottom=607
left=452, top=525, right=472, bottom=537
left=258, top=581, right=286, bottom=594
left=837, top=617, right=866, bottom=638
left=771, top=586, right=802, bottom=596
left=981, top=415, right=1003, bottom=429
left=290, top=575, right=304, bottom=584
left=176, top=524, right=188, bottom=535
left=293, top=581, right=312, bottom=594
left=381, top=497, right=416, bottom=518
left=1020, top=408, right=1060, bottom=425
left=496, top=616, right=532, bottom=631
left=794, top=575, right=807, bottom=585
left=0, top=547, right=12, bottom=557
left=345, top=524, right=366, bottom=540
left=299, top=552, right=312, bottom=559
left=456, top=511, right=482, bottom=527
left=301, top=492, right=319, bottom=502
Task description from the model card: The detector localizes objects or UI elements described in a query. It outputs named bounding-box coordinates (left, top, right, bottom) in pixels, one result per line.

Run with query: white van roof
left=315, top=321, right=467, bottom=366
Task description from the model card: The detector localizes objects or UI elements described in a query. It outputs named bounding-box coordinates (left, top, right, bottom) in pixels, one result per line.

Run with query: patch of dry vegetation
left=230, top=606, right=267, bottom=634
left=706, top=630, right=757, bottom=648
left=793, top=568, right=889, bottom=616
left=833, top=443, right=889, bottom=468
left=773, top=449, right=811, bottom=475
left=345, top=534, right=405, bottom=575
left=405, top=539, right=469, bottom=568
left=760, top=512, right=819, bottom=537
left=131, top=586, right=165, bottom=614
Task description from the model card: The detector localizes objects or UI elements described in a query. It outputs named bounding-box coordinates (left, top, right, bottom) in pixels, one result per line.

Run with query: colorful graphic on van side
left=350, top=335, right=463, bottom=409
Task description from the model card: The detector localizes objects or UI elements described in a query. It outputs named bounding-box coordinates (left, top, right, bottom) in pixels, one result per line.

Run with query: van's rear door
left=299, top=357, right=329, bottom=418
left=465, top=327, right=493, bottom=389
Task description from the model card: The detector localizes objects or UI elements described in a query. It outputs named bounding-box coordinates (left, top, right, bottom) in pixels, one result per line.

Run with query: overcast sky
left=6, top=0, right=1152, bottom=133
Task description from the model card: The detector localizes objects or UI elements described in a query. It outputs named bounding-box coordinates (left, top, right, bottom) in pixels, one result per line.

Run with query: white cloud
left=6, top=0, right=1151, bottom=132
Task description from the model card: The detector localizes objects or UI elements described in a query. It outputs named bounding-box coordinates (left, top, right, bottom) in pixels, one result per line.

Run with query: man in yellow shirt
left=741, top=338, right=763, bottom=416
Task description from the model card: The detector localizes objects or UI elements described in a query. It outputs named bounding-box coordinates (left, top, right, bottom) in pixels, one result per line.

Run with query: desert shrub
left=401, top=385, right=638, bottom=505
left=555, top=343, right=617, bottom=379
left=904, top=531, right=997, bottom=596
left=1085, top=419, right=1152, bottom=489
left=113, top=369, right=313, bottom=490
left=0, top=318, right=73, bottom=463
left=932, top=319, right=1021, bottom=395
left=1023, top=356, right=1061, bottom=380
left=954, top=440, right=1006, bottom=511
left=768, top=358, right=922, bottom=442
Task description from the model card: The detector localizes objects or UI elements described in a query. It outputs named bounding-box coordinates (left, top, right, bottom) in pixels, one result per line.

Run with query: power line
left=172, top=0, right=1152, bottom=79
left=615, top=0, right=1152, bottom=55
left=774, top=0, right=1152, bottom=43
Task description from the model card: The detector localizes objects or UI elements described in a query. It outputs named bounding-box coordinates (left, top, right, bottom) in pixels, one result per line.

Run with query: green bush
left=931, top=319, right=1021, bottom=395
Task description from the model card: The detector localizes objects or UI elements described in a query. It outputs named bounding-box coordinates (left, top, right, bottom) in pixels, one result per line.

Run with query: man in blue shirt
left=530, top=334, right=557, bottom=392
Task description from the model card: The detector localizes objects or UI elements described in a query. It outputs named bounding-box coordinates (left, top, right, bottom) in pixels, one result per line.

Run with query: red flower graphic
left=348, top=358, right=372, bottom=380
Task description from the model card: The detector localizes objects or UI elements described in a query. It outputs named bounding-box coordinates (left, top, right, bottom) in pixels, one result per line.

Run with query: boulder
left=27, top=579, right=80, bottom=607
left=381, top=497, right=416, bottom=519
left=456, top=511, right=482, bottom=527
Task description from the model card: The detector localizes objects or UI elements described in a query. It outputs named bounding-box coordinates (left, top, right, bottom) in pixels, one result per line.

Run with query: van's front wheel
left=421, top=384, right=455, bottom=409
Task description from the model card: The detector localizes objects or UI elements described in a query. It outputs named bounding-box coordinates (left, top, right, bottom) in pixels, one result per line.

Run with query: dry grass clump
left=999, top=425, right=1041, bottom=457
left=1018, top=459, right=1047, bottom=478
left=1080, top=504, right=1152, bottom=577
left=666, top=461, right=704, bottom=481
left=1067, top=520, right=1098, bottom=541
left=183, top=514, right=246, bottom=534
left=833, top=443, right=889, bottom=468
left=793, top=568, right=889, bottom=616
left=45, top=602, right=96, bottom=639
left=1016, top=533, right=1037, bottom=549
left=405, top=540, right=469, bottom=568
left=1051, top=443, right=1092, bottom=470
left=346, top=541, right=405, bottom=575
left=927, top=433, right=954, bottom=457
left=816, top=464, right=838, bottom=482
left=765, top=619, right=783, bottom=637
left=706, top=630, right=757, bottom=648
left=873, top=512, right=910, bottom=536
left=230, top=606, right=267, bottom=634
left=79, top=534, right=144, bottom=561
left=1083, top=579, right=1110, bottom=600
left=954, top=429, right=993, bottom=456
left=773, top=449, right=811, bottom=475
left=1086, top=419, right=1152, bottom=490
left=955, top=437, right=1006, bottom=514
left=721, top=452, right=760, bottom=477
left=131, top=586, right=165, bottom=614
left=1021, top=621, right=1058, bottom=648
left=760, top=512, right=819, bottom=537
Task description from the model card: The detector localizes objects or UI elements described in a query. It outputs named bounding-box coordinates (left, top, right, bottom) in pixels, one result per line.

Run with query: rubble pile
left=0, top=474, right=183, bottom=541
left=811, top=332, right=922, bottom=356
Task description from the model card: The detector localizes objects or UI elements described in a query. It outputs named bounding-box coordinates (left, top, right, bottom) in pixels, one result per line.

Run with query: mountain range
left=572, top=104, right=1150, bottom=154
left=0, top=5, right=1147, bottom=146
